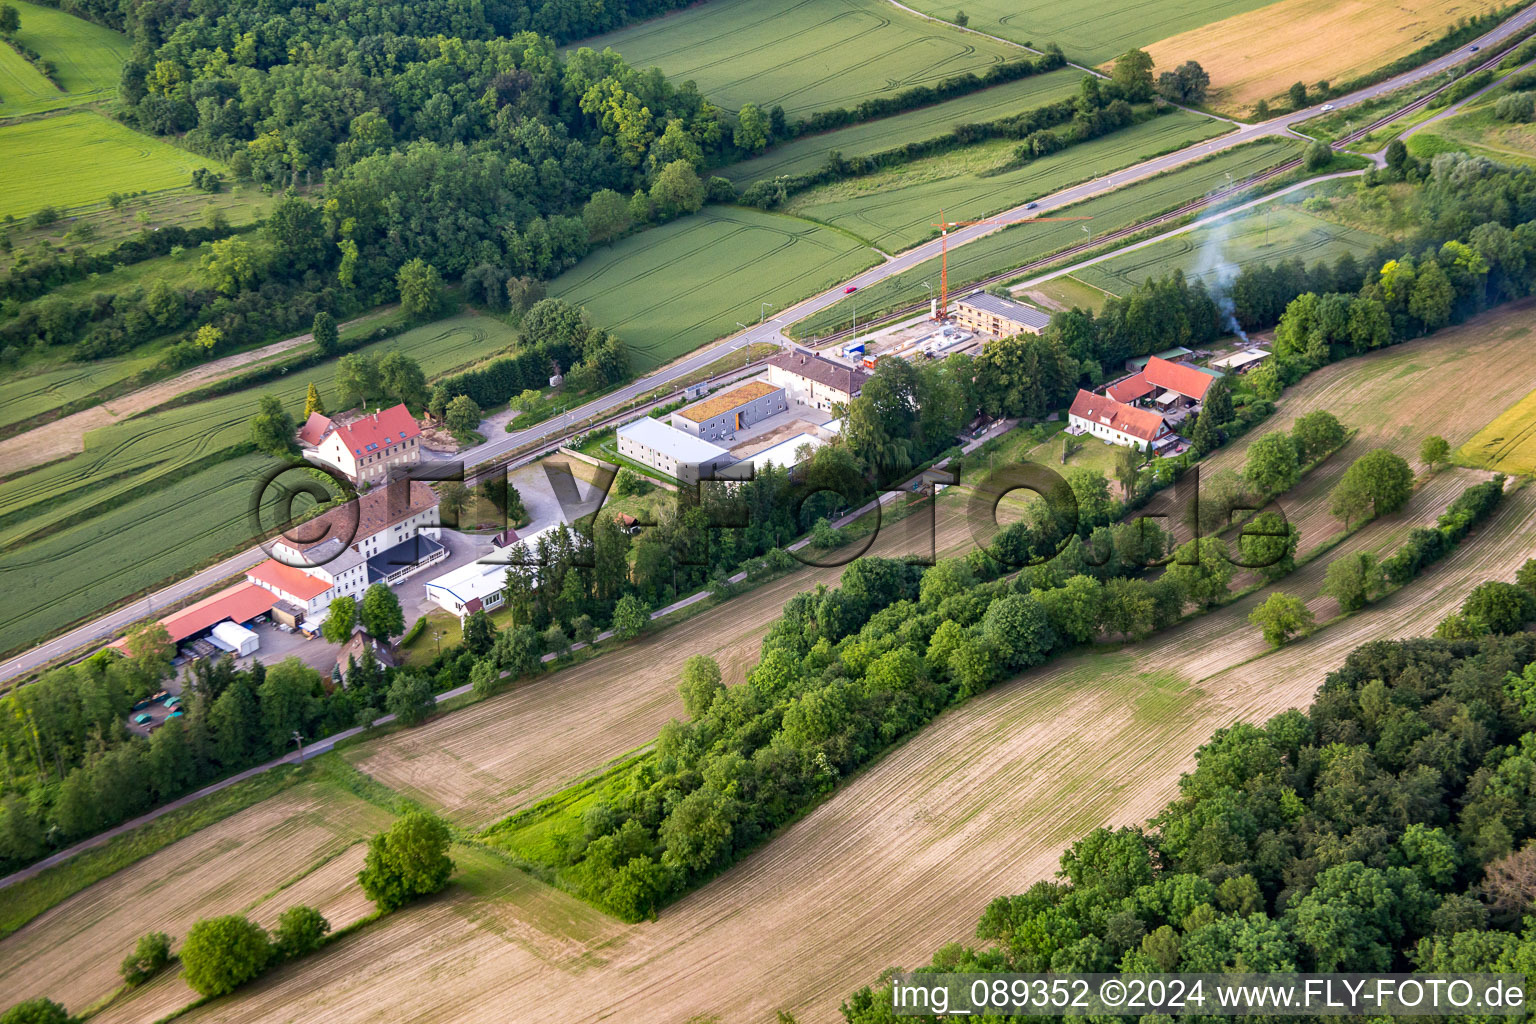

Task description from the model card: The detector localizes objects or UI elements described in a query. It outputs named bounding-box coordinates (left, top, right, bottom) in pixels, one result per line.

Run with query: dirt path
left=0, top=332, right=316, bottom=475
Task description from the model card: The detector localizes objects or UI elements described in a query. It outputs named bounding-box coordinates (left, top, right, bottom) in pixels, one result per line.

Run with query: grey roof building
left=954, top=292, right=1053, bottom=335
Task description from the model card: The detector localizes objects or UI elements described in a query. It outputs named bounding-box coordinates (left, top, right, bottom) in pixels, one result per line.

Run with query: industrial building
left=953, top=292, right=1052, bottom=336
left=616, top=416, right=737, bottom=485
left=670, top=381, right=787, bottom=441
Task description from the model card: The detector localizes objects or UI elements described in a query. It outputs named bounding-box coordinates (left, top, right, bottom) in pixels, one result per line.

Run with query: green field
left=784, top=109, right=1230, bottom=251
left=1408, top=104, right=1536, bottom=166
left=722, top=68, right=1084, bottom=184
left=574, top=0, right=1020, bottom=117
left=792, top=138, right=1302, bottom=337
left=0, top=111, right=222, bottom=221
left=549, top=206, right=880, bottom=370
left=900, top=0, right=1276, bottom=65
left=0, top=353, right=159, bottom=430
left=0, top=0, right=127, bottom=115
left=0, top=313, right=520, bottom=653
left=1074, top=192, right=1388, bottom=296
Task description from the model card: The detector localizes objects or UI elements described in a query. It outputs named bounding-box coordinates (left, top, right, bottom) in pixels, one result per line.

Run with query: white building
left=1067, top=389, right=1174, bottom=453
left=300, top=404, right=423, bottom=486
left=616, top=416, right=737, bottom=485
left=246, top=480, right=444, bottom=620
left=743, top=432, right=826, bottom=477
left=423, top=524, right=559, bottom=620
left=768, top=350, right=869, bottom=412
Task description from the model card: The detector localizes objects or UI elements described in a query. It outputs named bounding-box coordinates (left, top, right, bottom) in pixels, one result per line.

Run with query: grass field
left=1459, top=385, right=1536, bottom=473
left=1408, top=94, right=1536, bottom=165
left=1019, top=273, right=1114, bottom=311
left=0, top=112, right=222, bottom=221
left=149, top=309, right=1536, bottom=1024
left=572, top=0, right=1020, bottom=117
left=901, top=0, right=1275, bottom=64
left=548, top=206, right=880, bottom=371
left=9, top=0, right=128, bottom=99
left=0, top=352, right=160, bottom=431
left=0, top=35, right=62, bottom=115
left=792, top=137, right=1301, bottom=337
left=1144, top=0, right=1507, bottom=115
left=1074, top=189, right=1388, bottom=296
left=721, top=68, right=1084, bottom=184
left=783, top=109, right=1230, bottom=251
left=0, top=312, right=519, bottom=653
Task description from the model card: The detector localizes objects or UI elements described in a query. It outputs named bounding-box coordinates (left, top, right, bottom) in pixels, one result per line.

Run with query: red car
left=843, top=285, right=858, bottom=294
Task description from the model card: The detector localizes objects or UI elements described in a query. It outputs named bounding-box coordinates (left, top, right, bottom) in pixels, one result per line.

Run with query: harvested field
left=901, top=0, right=1275, bottom=64
left=548, top=206, right=880, bottom=371
left=572, top=0, right=1019, bottom=117
left=0, top=112, right=221, bottom=221
left=1460, top=384, right=1536, bottom=473
left=1144, top=0, right=1507, bottom=115
left=0, top=777, right=393, bottom=1018
left=350, top=504, right=979, bottom=828
left=172, top=324, right=1536, bottom=1024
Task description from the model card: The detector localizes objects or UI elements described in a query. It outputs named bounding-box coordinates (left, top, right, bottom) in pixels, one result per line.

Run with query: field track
left=23, top=308, right=1533, bottom=1023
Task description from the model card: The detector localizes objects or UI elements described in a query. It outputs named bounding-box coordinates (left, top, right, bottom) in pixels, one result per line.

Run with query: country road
left=2, top=4, right=1531, bottom=686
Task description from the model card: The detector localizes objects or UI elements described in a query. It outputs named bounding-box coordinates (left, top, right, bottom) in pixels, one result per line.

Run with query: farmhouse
left=334, top=630, right=397, bottom=686
left=1067, top=389, right=1174, bottom=452
left=301, top=404, right=422, bottom=486
left=616, top=416, right=737, bottom=485
left=953, top=292, right=1052, bottom=336
left=670, top=381, right=787, bottom=441
left=423, top=524, right=558, bottom=620
left=768, top=350, right=869, bottom=412
left=1108, top=355, right=1221, bottom=409
left=249, top=481, right=445, bottom=622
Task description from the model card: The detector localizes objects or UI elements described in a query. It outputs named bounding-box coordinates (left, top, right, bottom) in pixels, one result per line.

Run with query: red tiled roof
left=769, top=350, right=869, bottom=396
left=1143, top=356, right=1216, bottom=400
left=298, top=411, right=333, bottom=447
left=1069, top=389, right=1167, bottom=443
left=289, top=480, right=439, bottom=553
left=332, top=404, right=420, bottom=459
left=247, top=559, right=333, bottom=600
left=156, top=583, right=278, bottom=644
left=1107, top=372, right=1155, bottom=403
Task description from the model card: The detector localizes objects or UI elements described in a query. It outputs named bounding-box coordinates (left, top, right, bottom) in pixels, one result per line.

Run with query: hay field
left=0, top=313, right=518, bottom=654
left=1144, top=0, right=1507, bottom=115
left=793, top=137, right=1300, bottom=337
left=572, top=0, right=1019, bottom=117
left=0, top=112, right=221, bottom=221
left=169, top=315, right=1536, bottom=1024
left=784, top=109, right=1230, bottom=251
left=721, top=69, right=1084, bottom=184
left=0, top=777, right=393, bottom=1018
left=1459, top=385, right=1536, bottom=473
left=901, top=0, right=1275, bottom=64
left=9, top=0, right=128, bottom=99
left=548, top=206, right=880, bottom=371
left=1075, top=192, right=1387, bottom=296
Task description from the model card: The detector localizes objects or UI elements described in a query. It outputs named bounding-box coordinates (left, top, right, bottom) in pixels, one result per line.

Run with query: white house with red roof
left=301, top=404, right=422, bottom=485
left=1107, top=355, right=1221, bottom=409
left=1067, top=389, right=1174, bottom=452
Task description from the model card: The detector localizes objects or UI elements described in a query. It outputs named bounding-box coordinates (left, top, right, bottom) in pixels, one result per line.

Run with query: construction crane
left=931, top=208, right=1090, bottom=319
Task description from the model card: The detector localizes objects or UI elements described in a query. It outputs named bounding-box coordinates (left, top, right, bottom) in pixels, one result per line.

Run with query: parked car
left=164, top=695, right=180, bottom=708
left=169, top=709, right=185, bottom=718
left=133, top=713, right=153, bottom=725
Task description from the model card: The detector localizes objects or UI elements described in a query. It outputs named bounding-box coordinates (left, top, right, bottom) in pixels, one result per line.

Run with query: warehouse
left=953, top=292, right=1052, bottom=337
left=616, top=416, right=737, bottom=485
left=670, top=381, right=787, bottom=441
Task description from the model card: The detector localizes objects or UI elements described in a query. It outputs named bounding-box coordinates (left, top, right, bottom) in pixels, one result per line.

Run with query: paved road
left=4, top=7, right=1532, bottom=686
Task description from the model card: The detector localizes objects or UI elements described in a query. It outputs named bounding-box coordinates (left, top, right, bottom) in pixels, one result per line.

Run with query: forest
left=841, top=619, right=1536, bottom=1021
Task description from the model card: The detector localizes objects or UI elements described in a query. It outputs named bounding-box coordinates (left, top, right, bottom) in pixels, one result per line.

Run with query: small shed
left=211, top=621, right=260, bottom=657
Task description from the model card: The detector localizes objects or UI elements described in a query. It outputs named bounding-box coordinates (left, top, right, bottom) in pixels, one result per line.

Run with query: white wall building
left=616, top=416, right=736, bottom=485
left=1067, top=389, right=1172, bottom=452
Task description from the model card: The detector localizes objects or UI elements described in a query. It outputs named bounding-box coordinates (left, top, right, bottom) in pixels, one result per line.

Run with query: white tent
left=211, top=620, right=260, bottom=657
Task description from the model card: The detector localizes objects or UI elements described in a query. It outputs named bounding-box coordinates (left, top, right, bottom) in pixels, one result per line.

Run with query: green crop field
left=899, top=0, right=1276, bottom=65
left=549, top=206, right=880, bottom=371
left=0, top=35, right=60, bottom=114
left=0, top=354, right=159, bottom=431
left=0, top=112, right=222, bottom=221
left=573, top=0, right=1020, bottom=117
left=785, top=110, right=1231, bottom=251
left=1074, top=193, right=1388, bottom=296
left=0, top=313, right=520, bottom=653
left=791, top=137, right=1302, bottom=337
left=722, top=69, right=1084, bottom=184
left=10, top=0, right=128, bottom=98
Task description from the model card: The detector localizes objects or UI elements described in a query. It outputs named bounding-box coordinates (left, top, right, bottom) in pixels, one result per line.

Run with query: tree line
left=842, top=597, right=1536, bottom=1021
